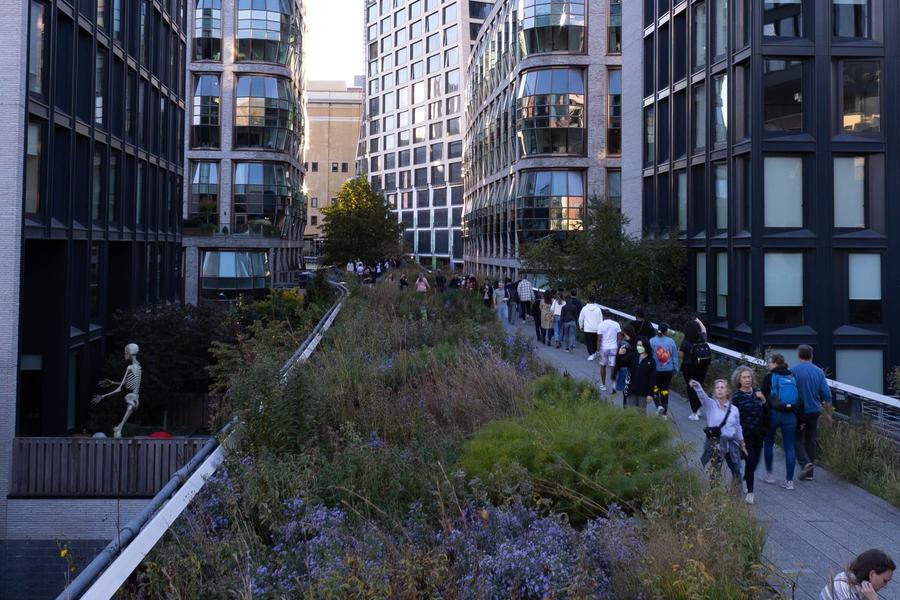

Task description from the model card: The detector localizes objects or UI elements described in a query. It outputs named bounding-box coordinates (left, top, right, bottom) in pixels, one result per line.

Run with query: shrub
left=818, top=420, right=900, bottom=507
left=640, top=475, right=769, bottom=599
left=458, top=376, right=680, bottom=522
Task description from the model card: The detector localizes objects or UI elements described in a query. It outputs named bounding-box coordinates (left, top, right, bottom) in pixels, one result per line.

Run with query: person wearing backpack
left=761, top=353, right=800, bottom=490
left=731, top=366, right=767, bottom=504
left=679, top=319, right=712, bottom=421
left=650, top=324, right=678, bottom=417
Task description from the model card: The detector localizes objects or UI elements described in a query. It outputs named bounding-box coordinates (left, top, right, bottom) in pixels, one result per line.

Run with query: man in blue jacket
left=791, top=344, right=833, bottom=481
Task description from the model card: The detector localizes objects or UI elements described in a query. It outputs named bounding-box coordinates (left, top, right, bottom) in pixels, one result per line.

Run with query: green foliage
left=641, top=476, right=769, bottom=599
left=819, top=420, right=900, bottom=507
left=890, top=365, right=900, bottom=396
left=320, top=176, right=404, bottom=266
left=520, top=197, right=687, bottom=307
left=458, top=375, right=679, bottom=522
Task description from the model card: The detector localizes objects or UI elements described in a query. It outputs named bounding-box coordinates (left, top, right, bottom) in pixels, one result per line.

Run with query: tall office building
left=639, top=0, right=899, bottom=392
left=463, top=0, right=633, bottom=278
left=359, top=0, right=494, bottom=270
left=183, top=0, right=307, bottom=303
left=305, top=80, right=365, bottom=257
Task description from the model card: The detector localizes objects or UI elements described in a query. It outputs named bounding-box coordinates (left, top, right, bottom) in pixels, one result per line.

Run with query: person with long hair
left=689, top=378, right=746, bottom=485
left=680, top=318, right=710, bottom=421
left=731, top=366, right=767, bottom=504
left=821, top=549, right=895, bottom=600
left=550, top=292, right=565, bottom=349
left=415, top=273, right=429, bottom=293
left=761, top=353, right=799, bottom=491
left=481, top=280, right=493, bottom=307
left=540, top=291, right=554, bottom=346
left=624, top=337, right=656, bottom=411
left=614, top=324, right=637, bottom=403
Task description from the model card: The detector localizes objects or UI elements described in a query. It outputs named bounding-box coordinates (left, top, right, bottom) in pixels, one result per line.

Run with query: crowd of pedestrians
left=394, top=270, right=894, bottom=598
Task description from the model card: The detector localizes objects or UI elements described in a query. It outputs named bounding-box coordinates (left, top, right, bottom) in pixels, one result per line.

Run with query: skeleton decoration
left=91, top=343, right=142, bottom=438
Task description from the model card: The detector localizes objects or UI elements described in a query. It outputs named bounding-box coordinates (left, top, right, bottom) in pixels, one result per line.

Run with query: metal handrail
left=57, top=280, right=349, bottom=600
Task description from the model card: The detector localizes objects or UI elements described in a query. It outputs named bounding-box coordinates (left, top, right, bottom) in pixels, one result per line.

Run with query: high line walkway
left=504, top=318, right=900, bottom=600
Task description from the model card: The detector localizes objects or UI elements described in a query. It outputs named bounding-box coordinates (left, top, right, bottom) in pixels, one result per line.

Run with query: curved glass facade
left=200, top=250, right=270, bottom=299
left=516, top=170, right=585, bottom=243
left=194, top=0, right=222, bottom=60
left=232, top=162, right=298, bottom=236
left=191, top=74, right=220, bottom=148
left=234, top=75, right=298, bottom=151
left=236, top=0, right=297, bottom=65
left=516, top=68, right=585, bottom=155
left=518, top=0, right=586, bottom=55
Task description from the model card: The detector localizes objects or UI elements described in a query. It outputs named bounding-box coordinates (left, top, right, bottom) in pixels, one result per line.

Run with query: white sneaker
left=783, top=480, right=795, bottom=491
left=697, top=408, right=704, bottom=418
left=656, top=406, right=665, bottom=416
left=688, top=412, right=700, bottom=421
left=587, top=353, right=596, bottom=361
left=745, top=492, right=754, bottom=505
left=764, top=472, right=776, bottom=484
left=598, top=384, right=607, bottom=392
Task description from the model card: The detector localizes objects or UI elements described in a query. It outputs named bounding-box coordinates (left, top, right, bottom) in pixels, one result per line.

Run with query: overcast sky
left=306, top=0, right=364, bottom=86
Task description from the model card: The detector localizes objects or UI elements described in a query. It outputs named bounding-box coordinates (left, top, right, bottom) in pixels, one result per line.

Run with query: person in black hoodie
left=530, top=297, right=543, bottom=342
left=560, top=294, right=580, bottom=352
left=679, top=319, right=710, bottom=421
left=731, top=366, right=767, bottom=504
left=629, top=307, right=656, bottom=340
left=624, top=337, right=656, bottom=412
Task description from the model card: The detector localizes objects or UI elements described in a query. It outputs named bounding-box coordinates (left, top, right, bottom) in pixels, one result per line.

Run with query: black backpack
left=690, top=341, right=712, bottom=366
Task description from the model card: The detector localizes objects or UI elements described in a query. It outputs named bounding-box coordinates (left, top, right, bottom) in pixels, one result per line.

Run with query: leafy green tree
left=520, top=196, right=686, bottom=306
left=320, top=176, right=404, bottom=266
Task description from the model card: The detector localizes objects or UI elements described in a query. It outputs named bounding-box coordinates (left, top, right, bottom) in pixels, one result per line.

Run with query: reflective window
left=764, top=0, right=802, bottom=37
left=234, top=76, right=297, bottom=151
left=840, top=60, right=880, bottom=134
left=763, top=59, right=803, bottom=134
left=712, top=74, right=727, bottom=145
left=764, top=252, right=803, bottom=324
left=608, top=0, right=622, bottom=53
left=518, top=0, right=586, bottom=55
left=201, top=251, right=270, bottom=299
left=236, top=0, right=296, bottom=65
left=95, top=52, right=106, bottom=128
left=608, top=69, right=622, bottom=155
left=714, top=162, right=728, bottom=231
left=189, top=161, right=219, bottom=225
left=607, top=169, right=621, bottom=209
left=835, top=349, right=883, bottom=394
left=696, top=252, right=707, bottom=312
left=25, top=120, right=42, bottom=215
left=692, top=83, right=706, bottom=151
left=194, top=0, right=222, bottom=60
left=833, top=0, right=869, bottom=38
left=192, top=75, right=220, bottom=148
left=716, top=252, right=728, bottom=317
left=516, top=170, right=584, bottom=245
left=712, top=0, right=728, bottom=58
left=692, top=2, right=707, bottom=70
left=516, top=69, right=585, bottom=156
left=233, top=162, right=296, bottom=236
left=28, top=1, right=45, bottom=95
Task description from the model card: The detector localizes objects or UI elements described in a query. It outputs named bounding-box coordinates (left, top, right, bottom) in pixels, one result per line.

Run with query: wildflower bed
left=131, top=280, right=767, bottom=599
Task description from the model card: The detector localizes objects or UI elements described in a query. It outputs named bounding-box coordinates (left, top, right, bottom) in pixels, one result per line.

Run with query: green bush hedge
left=458, top=375, right=679, bottom=522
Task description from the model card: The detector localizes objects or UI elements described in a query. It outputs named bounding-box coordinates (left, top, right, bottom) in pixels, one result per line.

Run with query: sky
left=305, top=0, right=365, bottom=86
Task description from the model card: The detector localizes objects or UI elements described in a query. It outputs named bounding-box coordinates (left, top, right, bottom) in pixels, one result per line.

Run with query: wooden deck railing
left=10, top=437, right=210, bottom=498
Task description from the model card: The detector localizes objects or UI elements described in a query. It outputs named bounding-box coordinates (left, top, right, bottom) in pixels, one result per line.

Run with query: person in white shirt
left=821, top=549, right=894, bottom=600
left=577, top=296, right=604, bottom=360
left=596, top=316, right=621, bottom=392
left=550, top=293, right=565, bottom=349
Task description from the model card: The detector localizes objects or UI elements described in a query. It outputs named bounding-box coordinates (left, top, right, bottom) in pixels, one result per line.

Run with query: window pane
left=712, top=0, right=727, bottom=58
left=833, top=156, right=865, bottom=228
left=833, top=0, right=869, bottom=38
left=764, top=157, right=802, bottom=227
left=849, top=254, right=880, bottom=300
left=28, top=1, right=45, bottom=95
left=714, top=162, right=728, bottom=230
left=716, top=252, right=728, bottom=317
left=696, top=252, right=707, bottom=312
left=677, top=171, right=687, bottom=233
left=835, top=349, right=883, bottom=394
left=25, top=121, right=42, bottom=215
left=841, top=60, right=880, bottom=134
left=713, top=74, right=727, bottom=145
left=763, top=0, right=802, bottom=37
left=693, top=3, right=707, bottom=70
left=764, top=59, right=803, bottom=133
left=692, top=84, right=706, bottom=151
left=765, top=253, right=803, bottom=324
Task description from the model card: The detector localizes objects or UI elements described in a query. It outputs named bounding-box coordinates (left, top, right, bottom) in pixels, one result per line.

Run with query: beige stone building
left=305, top=80, right=364, bottom=256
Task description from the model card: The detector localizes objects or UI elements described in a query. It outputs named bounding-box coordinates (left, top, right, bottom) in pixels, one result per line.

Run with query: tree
left=320, top=176, right=404, bottom=266
left=520, top=196, right=686, bottom=307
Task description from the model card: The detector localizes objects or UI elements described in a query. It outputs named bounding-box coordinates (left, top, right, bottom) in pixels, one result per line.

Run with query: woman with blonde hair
left=688, top=378, right=746, bottom=485
left=731, top=366, right=767, bottom=504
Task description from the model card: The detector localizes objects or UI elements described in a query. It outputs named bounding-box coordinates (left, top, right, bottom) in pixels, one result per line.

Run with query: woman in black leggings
left=731, top=366, right=766, bottom=504
left=679, top=319, right=709, bottom=420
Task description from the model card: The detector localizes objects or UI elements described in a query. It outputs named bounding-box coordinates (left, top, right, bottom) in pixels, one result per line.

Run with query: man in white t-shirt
left=596, top=316, right=622, bottom=392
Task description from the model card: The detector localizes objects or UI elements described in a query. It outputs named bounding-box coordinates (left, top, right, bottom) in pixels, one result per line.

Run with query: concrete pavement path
left=501, top=315, right=900, bottom=600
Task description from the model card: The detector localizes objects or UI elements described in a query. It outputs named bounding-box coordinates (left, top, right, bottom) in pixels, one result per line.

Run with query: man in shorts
left=596, top=315, right=622, bottom=392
